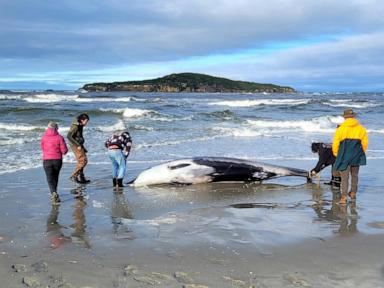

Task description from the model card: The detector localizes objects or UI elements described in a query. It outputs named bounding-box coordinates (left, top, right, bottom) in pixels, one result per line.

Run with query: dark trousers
left=339, top=165, right=360, bottom=196
left=43, top=159, right=63, bottom=194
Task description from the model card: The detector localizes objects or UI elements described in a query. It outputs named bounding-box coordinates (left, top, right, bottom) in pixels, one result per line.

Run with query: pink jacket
left=41, top=128, right=68, bottom=160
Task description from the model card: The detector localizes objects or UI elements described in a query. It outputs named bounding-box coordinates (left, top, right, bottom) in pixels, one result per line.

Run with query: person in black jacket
left=310, top=142, right=340, bottom=188
left=67, top=113, right=90, bottom=184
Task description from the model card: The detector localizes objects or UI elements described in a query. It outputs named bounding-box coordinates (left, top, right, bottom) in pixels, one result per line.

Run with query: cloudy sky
left=1, top=0, right=383, bottom=91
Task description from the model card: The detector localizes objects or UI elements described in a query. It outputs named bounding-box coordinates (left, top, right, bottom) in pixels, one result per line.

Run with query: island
left=82, top=73, right=295, bottom=93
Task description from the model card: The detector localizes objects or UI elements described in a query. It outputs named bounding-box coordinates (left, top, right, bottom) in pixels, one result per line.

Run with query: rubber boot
left=117, top=178, right=124, bottom=188
left=113, top=178, right=117, bottom=187
left=332, top=177, right=341, bottom=189
left=78, top=173, right=91, bottom=184
left=70, top=174, right=81, bottom=183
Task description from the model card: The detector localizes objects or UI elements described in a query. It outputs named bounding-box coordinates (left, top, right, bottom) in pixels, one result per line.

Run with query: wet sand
left=0, top=159, right=384, bottom=287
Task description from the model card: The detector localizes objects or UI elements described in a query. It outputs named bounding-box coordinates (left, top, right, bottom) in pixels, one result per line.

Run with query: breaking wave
left=247, top=115, right=344, bottom=133
left=0, top=94, right=23, bottom=100
left=94, top=120, right=127, bottom=132
left=0, top=122, right=44, bottom=132
left=23, top=93, right=79, bottom=103
left=208, top=99, right=311, bottom=107
left=323, top=99, right=381, bottom=108
left=100, top=108, right=155, bottom=118
left=210, top=127, right=265, bottom=138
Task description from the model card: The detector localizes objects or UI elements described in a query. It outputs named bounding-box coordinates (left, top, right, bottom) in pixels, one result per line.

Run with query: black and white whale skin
left=130, top=157, right=310, bottom=186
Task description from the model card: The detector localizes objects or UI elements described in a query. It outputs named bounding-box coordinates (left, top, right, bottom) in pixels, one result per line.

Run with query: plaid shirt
left=105, top=132, right=132, bottom=157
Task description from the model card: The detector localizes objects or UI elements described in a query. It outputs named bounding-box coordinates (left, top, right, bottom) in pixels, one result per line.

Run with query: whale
left=129, top=157, right=310, bottom=186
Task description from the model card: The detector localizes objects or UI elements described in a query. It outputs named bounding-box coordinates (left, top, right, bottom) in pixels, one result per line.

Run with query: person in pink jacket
left=41, top=121, right=68, bottom=205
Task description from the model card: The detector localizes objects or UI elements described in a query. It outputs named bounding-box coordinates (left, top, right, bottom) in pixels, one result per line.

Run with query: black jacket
left=312, top=143, right=335, bottom=173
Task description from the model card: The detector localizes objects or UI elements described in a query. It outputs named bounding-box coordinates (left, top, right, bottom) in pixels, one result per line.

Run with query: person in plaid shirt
left=105, top=131, right=132, bottom=188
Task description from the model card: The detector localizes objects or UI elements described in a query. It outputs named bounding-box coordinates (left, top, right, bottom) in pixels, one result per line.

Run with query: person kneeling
left=105, top=131, right=132, bottom=189
left=310, top=142, right=340, bottom=188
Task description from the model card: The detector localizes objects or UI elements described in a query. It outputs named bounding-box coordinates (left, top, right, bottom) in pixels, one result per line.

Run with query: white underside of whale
left=131, top=159, right=215, bottom=186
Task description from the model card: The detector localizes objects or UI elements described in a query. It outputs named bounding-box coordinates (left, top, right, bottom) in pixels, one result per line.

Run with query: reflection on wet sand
left=312, top=189, right=358, bottom=236
left=70, top=197, right=91, bottom=248
left=46, top=194, right=91, bottom=249
left=46, top=206, right=71, bottom=249
left=111, top=193, right=134, bottom=240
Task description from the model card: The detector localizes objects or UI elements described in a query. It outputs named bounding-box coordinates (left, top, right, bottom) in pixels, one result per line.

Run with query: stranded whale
left=129, top=157, right=310, bottom=186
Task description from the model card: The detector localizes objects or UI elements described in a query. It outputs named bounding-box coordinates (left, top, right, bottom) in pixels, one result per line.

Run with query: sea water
left=0, top=90, right=383, bottom=175
left=1, top=90, right=384, bottom=287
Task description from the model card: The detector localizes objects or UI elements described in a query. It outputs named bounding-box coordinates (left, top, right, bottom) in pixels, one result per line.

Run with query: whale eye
left=168, top=163, right=191, bottom=170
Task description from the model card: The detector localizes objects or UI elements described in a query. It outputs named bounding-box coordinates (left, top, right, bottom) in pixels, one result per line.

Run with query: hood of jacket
left=342, top=118, right=359, bottom=128
left=44, top=127, right=59, bottom=137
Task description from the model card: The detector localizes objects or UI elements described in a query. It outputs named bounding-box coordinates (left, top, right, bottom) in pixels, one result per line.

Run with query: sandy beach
left=0, top=158, right=383, bottom=288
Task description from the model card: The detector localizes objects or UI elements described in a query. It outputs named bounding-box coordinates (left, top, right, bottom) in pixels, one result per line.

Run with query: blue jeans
left=108, top=150, right=126, bottom=179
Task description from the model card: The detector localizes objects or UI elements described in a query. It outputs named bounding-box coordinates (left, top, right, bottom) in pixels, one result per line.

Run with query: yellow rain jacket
left=332, top=118, right=368, bottom=171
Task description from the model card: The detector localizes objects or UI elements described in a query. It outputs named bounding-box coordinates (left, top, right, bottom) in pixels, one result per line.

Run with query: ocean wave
left=23, top=93, right=79, bottom=103
left=322, top=99, right=381, bottom=108
left=99, top=108, right=186, bottom=122
left=210, top=127, right=265, bottom=138
left=128, top=124, right=154, bottom=131
left=208, top=99, right=311, bottom=107
left=57, top=95, right=161, bottom=103
left=368, top=129, right=384, bottom=134
left=75, top=96, right=135, bottom=103
left=0, top=94, right=22, bottom=100
left=0, top=156, right=42, bottom=174
left=151, top=115, right=193, bottom=122
left=135, top=135, right=220, bottom=149
left=0, top=138, right=28, bottom=146
left=247, top=115, right=344, bottom=133
left=0, top=122, right=44, bottom=132
left=122, top=108, right=153, bottom=118
left=100, top=108, right=154, bottom=118
left=201, top=109, right=235, bottom=120
left=93, top=120, right=127, bottom=132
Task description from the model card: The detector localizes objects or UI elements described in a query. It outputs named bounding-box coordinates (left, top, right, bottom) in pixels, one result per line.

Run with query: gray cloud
left=0, top=0, right=384, bottom=90
left=201, top=32, right=384, bottom=91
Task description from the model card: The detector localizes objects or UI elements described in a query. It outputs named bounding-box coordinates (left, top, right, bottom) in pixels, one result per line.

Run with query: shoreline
left=1, top=160, right=384, bottom=287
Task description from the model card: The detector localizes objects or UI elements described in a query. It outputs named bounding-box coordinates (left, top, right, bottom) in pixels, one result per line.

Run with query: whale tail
left=284, top=166, right=312, bottom=183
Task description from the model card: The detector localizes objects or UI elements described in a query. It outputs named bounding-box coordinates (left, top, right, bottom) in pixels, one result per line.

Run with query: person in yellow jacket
left=332, top=108, right=368, bottom=204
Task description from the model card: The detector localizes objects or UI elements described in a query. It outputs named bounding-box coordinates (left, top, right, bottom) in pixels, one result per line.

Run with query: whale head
left=131, top=159, right=215, bottom=186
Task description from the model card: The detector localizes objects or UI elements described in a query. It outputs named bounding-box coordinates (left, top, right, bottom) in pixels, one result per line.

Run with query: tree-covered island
left=82, top=73, right=295, bottom=93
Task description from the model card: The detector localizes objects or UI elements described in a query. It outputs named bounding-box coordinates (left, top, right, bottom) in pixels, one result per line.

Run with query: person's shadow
left=111, top=193, right=134, bottom=240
